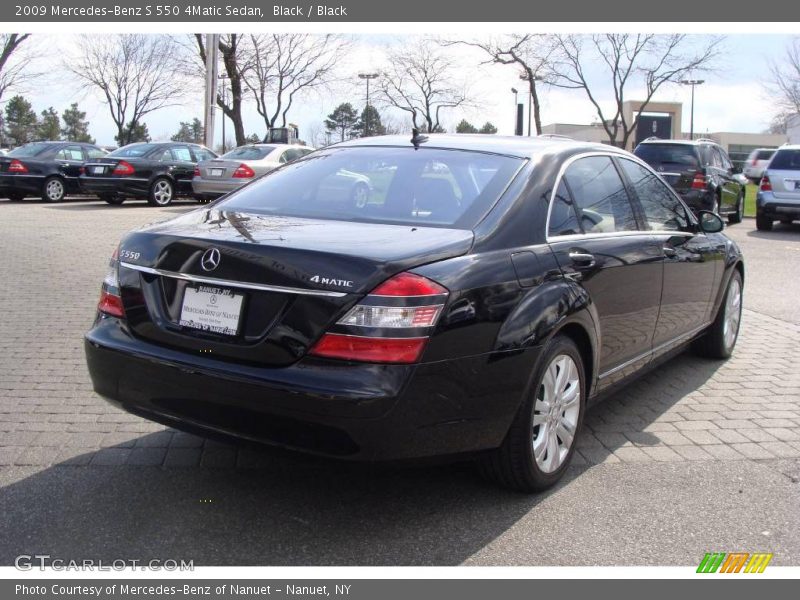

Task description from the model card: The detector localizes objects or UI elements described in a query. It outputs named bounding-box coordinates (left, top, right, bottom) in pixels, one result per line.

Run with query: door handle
left=568, top=251, right=596, bottom=268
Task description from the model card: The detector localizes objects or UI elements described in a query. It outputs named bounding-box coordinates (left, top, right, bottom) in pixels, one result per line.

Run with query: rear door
left=634, top=143, right=701, bottom=196
left=547, top=154, right=663, bottom=386
left=168, top=145, right=196, bottom=192
left=54, top=145, right=86, bottom=191
left=713, top=146, right=740, bottom=211
left=617, top=157, right=721, bottom=347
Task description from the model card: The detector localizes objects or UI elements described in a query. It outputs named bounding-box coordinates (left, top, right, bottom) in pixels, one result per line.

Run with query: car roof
left=776, top=144, right=800, bottom=150
left=332, top=133, right=627, bottom=160
left=636, top=138, right=716, bottom=146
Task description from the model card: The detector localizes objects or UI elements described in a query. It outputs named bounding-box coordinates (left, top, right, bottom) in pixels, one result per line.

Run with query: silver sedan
left=192, top=143, right=315, bottom=199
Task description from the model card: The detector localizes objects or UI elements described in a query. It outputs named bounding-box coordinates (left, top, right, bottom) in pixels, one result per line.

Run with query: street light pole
left=680, top=79, right=705, bottom=140
left=358, top=72, right=380, bottom=136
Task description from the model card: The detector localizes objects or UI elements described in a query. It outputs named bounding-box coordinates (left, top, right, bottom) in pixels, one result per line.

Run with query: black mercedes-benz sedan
left=84, top=134, right=744, bottom=491
left=0, top=141, right=108, bottom=202
left=79, top=142, right=218, bottom=206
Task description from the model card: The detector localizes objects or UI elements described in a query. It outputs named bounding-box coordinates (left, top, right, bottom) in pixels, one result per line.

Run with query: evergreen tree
left=352, top=105, right=385, bottom=138
left=3, top=95, right=38, bottom=146
left=479, top=122, right=498, bottom=134
left=455, top=119, right=478, bottom=134
left=60, top=103, right=95, bottom=143
left=324, top=103, right=359, bottom=142
left=171, top=118, right=204, bottom=143
left=37, top=107, right=61, bottom=141
left=116, top=120, right=151, bottom=145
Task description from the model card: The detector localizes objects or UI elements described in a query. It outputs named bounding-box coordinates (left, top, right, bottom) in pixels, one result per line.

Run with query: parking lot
left=0, top=197, right=799, bottom=566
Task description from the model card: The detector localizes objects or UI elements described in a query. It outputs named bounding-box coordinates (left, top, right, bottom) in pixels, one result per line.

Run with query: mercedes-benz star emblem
left=200, top=248, right=221, bottom=272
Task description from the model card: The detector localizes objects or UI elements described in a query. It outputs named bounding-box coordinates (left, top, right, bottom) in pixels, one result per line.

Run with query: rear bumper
left=191, top=178, right=243, bottom=197
left=757, top=191, right=800, bottom=218
left=84, top=317, right=537, bottom=461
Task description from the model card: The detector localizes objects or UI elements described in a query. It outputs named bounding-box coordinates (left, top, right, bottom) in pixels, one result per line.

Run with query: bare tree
left=67, top=35, right=185, bottom=146
left=446, top=34, right=559, bottom=135
left=769, top=37, right=800, bottom=115
left=244, top=34, right=346, bottom=136
left=551, top=34, right=722, bottom=148
left=0, top=34, right=37, bottom=103
left=191, top=34, right=250, bottom=147
left=379, top=38, right=469, bottom=133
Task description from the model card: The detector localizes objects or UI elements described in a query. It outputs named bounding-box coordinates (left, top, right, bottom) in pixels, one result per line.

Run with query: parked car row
left=0, top=140, right=314, bottom=206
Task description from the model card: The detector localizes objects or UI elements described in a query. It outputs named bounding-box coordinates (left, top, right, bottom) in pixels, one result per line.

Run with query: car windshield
left=222, top=145, right=276, bottom=160
left=769, top=149, right=800, bottom=170
left=109, top=144, right=160, bottom=158
left=216, top=146, right=524, bottom=229
left=635, top=144, right=699, bottom=168
left=8, top=143, right=55, bottom=157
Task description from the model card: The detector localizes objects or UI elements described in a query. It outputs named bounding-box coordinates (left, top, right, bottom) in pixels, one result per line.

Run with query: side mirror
left=698, top=210, right=724, bottom=233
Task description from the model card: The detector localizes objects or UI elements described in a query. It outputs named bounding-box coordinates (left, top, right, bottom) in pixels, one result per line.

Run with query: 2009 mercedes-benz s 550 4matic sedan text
left=84, top=134, right=744, bottom=491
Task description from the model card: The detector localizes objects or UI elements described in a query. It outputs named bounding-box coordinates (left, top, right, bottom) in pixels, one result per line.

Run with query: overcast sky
left=7, top=33, right=794, bottom=147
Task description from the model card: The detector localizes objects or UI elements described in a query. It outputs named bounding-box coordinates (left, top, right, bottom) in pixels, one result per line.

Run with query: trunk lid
left=116, top=208, right=473, bottom=366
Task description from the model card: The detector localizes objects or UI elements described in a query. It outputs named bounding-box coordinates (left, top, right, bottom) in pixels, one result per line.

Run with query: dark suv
left=634, top=138, right=745, bottom=224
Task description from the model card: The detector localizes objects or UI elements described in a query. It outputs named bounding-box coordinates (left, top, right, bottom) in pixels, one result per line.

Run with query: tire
left=8, top=193, right=25, bottom=202
left=478, top=335, right=586, bottom=492
left=693, top=270, right=743, bottom=359
left=101, top=195, right=124, bottom=205
left=42, top=176, right=66, bottom=203
left=728, top=191, right=744, bottom=225
left=756, top=212, right=773, bottom=231
left=147, top=177, right=174, bottom=206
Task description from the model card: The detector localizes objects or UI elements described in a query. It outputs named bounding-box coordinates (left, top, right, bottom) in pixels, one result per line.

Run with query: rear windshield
left=769, top=149, right=800, bottom=170
left=109, top=144, right=160, bottom=158
left=634, top=144, right=699, bottom=168
left=755, top=149, right=775, bottom=161
left=222, top=145, right=275, bottom=160
left=215, top=146, right=524, bottom=229
left=8, top=143, right=55, bottom=157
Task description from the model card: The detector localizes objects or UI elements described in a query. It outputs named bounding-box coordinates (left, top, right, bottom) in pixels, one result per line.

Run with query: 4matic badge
left=309, top=275, right=353, bottom=288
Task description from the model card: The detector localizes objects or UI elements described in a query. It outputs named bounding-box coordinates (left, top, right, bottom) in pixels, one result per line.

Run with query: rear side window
left=216, top=146, right=524, bottom=229
left=561, top=155, right=638, bottom=234
left=171, top=146, right=193, bottom=162
left=548, top=180, right=581, bottom=237
left=55, top=146, right=85, bottom=161
left=634, top=144, right=699, bottom=168
left=110, top=144, right=159, bottom=158
left=756, top=150, right=775, bottom=161
left=769, top=150, right=800, bottom=171
left=618, top=158, right=689, bottom=232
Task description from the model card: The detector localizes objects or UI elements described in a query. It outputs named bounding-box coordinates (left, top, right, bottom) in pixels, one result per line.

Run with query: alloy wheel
left=531, top=354, right=581, bottom=473
left=45, top=179, right=64, bottom=202
left=152, top=180, right=173, bottom=205
left=723, top=277, right=742, bottom=351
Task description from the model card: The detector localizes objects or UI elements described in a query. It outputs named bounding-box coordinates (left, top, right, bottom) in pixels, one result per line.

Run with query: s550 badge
left=310, top=275, right=353, bottom=288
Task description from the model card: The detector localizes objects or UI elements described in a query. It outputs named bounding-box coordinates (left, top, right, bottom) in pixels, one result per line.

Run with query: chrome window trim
left=119, top=262, right=348, bottom=298
left=544, top=151, right=648, bottom=243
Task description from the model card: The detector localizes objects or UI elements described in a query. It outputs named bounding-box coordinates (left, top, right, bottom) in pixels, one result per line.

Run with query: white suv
left=743, top=148, right=776, bottom=183
left=756, top=144, right=800, bottom=230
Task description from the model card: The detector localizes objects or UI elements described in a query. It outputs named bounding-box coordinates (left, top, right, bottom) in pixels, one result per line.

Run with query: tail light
left=309, top=272, right=449, bottom=364
left=232, top=163, right=255, bottom=178
left=760, top=175, right=772, bottom=192
left=193, top=166, right=201, bottom=177
left=97, top=246, right=124, bottom=318
left=8, top=159, right=28, bottom=173
left=79, top=166, right=85, bottom=175
left=691, top=172, right=708, bottom=190
left=112, top=160, right=135, bottom=176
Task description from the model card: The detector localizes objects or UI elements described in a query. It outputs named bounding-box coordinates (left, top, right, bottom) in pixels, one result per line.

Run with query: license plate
left=209, top=168, right=224, bottom=177
left=179, top=285, right=244, bottom=336
left=91, top=165, right=106, bottom=174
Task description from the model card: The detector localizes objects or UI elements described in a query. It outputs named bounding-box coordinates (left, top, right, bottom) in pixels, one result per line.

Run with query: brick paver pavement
left=1, top=200, right=799, bottom=470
